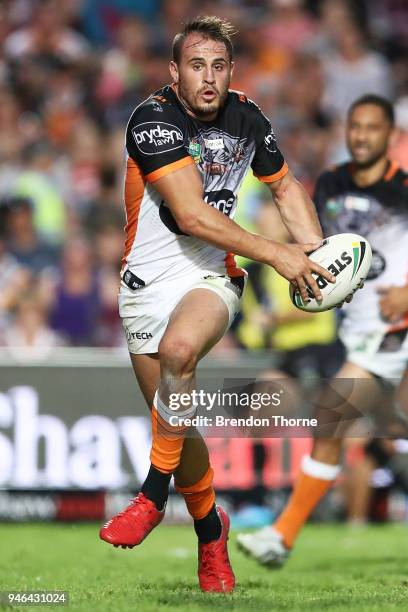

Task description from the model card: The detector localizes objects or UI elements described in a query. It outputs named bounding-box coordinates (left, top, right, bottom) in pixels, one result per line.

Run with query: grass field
left=1, top=522, right=408, bottom=611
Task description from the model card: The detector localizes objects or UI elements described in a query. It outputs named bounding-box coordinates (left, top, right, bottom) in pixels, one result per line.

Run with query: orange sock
left=150, top=405, right=189, bottom=474
left=175, top=466, right=215, bottom=520
left=274, top=455, right=341, bottom=548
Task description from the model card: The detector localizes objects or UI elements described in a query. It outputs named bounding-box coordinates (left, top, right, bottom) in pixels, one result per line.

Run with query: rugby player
left=237, top=95, right=408, bottom=567
left=99, top=16, right=337, bottom=592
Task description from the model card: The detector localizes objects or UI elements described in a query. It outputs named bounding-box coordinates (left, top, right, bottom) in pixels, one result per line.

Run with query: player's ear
left=169, top=61, right=179, bottom=84
left=230, top=61, right=235, bottom=78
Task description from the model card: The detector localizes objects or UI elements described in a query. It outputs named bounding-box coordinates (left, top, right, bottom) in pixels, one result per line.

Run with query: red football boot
left=99, top=492, right=164, bottom=548
left=198, top=506, right=235, bottom=593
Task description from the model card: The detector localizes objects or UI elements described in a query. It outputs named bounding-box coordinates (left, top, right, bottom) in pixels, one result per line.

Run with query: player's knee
left=158, top=337, right=198, bottom=376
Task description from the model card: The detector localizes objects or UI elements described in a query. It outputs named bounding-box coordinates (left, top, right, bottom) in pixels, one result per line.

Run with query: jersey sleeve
left=250, top=108, right=288, bottom=183
left=126, top=98, right=194, bottom=183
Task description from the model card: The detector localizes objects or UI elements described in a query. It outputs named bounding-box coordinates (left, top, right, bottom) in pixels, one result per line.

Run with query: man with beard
left=237, top=95, right=408, bottom=566
left=98, top=15, right=337, bottom=592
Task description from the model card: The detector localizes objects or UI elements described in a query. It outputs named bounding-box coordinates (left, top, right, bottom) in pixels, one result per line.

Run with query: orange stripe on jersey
left=254, top=161, right=289, bottom=183
left=145, top=156, right=194, bottom=183
left=384, top=160, right=399, bottom=181
left=224, top=251, right=246, bottom=278
left=121, top=157, right=145, bottom=270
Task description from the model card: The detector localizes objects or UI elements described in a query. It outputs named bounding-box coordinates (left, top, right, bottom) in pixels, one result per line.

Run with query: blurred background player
left=236, top=197, right=342, bottom=379
left=98, top=16, right=338, bottom=592
left=237, top=94, right=408, bottom=566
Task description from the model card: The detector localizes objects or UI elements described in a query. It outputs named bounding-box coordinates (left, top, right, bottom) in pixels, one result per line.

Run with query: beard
left=193, top=99, right=220, bottom=116
left=177, top=82, right=228, bottom=119
left=350, top=146, right=388, bottom=169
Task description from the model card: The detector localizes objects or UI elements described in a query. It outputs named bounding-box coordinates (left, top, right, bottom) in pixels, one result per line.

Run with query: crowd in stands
left=0, top=0, right=407, bottom=356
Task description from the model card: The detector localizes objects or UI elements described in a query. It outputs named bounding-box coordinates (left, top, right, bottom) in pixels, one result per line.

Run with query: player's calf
left=176, top=467, right=235, bottom=592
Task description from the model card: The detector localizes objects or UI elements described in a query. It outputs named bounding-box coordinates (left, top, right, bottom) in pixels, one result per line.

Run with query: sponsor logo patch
left=264, top=125, right=277, bottom=153
left=188, top=140, right=201, bottom=163
left=203, top=189, right=236, bottom=215
left=150, top=100, right=163, bottom=112
left=132, top=122, right=184, bottom=155
left=344, top=195, right=370, bottom=212
left=204, top=138, right=224, bottom=151
left=123, top=270, right=145, bottom=290
left=125, top=330, right=153, bottom=341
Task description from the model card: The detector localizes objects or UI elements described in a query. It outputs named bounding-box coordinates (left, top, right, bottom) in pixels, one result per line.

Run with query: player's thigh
left=159, top=287, right=230, bottom=368
left=130, top=352, right=160, bottom=407
left=313, top=361, right=378, bottom=441
left=333, top=360, right=378, bottom=410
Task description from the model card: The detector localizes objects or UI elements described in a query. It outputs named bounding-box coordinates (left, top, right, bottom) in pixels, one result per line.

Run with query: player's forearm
left=271, top=173, right=323, bottom=243
left=179, top=204, right=279, bottom=265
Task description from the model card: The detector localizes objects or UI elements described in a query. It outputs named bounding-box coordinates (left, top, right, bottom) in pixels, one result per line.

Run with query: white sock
left=301, top=455, right=341, bottom=481
left=154, top=390, right=196, bottom=423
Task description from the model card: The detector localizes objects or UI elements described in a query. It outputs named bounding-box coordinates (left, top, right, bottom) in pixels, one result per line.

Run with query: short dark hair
left=172, top=16, right=236, bottom=64
left=348, top=94, right=395, bottom=125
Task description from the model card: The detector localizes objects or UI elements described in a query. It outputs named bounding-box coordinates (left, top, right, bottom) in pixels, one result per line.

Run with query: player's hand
left=336, top=280, right=365, bottom=309
left=377, top=285, right=408, bottom=323
left=271, top=242, right=336, bottom=303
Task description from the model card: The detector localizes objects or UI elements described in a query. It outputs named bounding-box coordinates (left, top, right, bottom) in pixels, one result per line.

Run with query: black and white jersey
left=121, top=84, right=288, bottom=285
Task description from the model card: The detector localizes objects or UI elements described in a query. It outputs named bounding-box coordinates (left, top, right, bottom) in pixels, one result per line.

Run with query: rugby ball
left=289, top=233, right=372, bottom=312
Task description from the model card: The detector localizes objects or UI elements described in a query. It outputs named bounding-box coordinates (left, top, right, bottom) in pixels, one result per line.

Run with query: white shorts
left=118, top=270, right=247, bottom=354
left=340, top=327, right=408, bottom=381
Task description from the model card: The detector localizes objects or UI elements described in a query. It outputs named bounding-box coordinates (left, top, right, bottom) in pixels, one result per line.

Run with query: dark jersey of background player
left=314, top=160, right=408, bottom=345
left=121, top=85, right=288, bottom=286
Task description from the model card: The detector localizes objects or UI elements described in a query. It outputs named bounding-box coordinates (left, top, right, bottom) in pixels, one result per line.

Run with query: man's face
left=346, top=104, right=393, bottom=168
left=169, top=33, right=233, bottom=121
